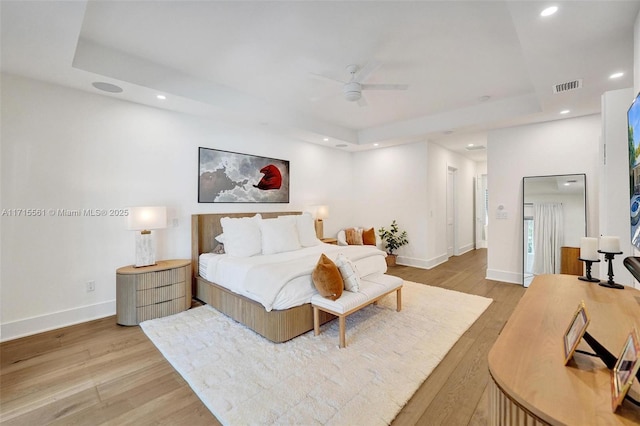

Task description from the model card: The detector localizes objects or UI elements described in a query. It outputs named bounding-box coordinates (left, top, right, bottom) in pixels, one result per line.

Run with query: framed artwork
left=198, top=147, right=290, bottom=203
left=563, top=301, right=590, bottom=365
left=611, top=328, right=640, bottom=412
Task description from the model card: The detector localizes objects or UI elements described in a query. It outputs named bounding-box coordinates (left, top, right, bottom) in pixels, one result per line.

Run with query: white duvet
left=199, top=243, right=387, bottom=311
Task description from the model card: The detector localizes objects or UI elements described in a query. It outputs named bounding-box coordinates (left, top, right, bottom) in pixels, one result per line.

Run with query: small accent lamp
left=127, top=206, right=167, bottom=267
left=314, top=205, right=329, bottom=239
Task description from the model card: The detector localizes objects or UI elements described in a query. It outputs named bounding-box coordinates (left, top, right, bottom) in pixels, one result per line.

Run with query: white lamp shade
left=127, top=206, right=167, bottom=231
left=316, top=205, right=329, bottom=220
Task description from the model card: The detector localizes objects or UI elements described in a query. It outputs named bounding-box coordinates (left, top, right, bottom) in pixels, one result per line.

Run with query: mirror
left=523, top=174, right=586, bottom=287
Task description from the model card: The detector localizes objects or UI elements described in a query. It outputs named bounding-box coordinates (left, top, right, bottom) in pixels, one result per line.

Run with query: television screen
left=628, top=92, right=640, bottom=249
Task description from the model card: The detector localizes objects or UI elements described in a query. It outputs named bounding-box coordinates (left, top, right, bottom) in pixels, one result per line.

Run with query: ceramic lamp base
left=135, top=231, right=156, bottom=267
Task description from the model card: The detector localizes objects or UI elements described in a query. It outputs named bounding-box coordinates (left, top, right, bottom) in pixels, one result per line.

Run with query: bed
left=191, top=211, right=388, bottom=342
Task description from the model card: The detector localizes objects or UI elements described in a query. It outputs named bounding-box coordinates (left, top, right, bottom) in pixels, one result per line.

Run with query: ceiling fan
left=314, top=62, right=409, bottom=107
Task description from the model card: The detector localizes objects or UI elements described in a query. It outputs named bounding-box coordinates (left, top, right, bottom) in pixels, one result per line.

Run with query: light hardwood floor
left=0, top=249, right=525, bottom=425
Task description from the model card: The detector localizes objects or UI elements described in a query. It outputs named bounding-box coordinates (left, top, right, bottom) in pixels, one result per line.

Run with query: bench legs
left=313, top=286, right=402, bottom=348
left=339, top=315, right=346, bottom=348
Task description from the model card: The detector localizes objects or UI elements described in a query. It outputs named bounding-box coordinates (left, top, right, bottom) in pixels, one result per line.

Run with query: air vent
left=553, top=79, right=583, bottom=94
left=465, top=145, right=486, bottom=151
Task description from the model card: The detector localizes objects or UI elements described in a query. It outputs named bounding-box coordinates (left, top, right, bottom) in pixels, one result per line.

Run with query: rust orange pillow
left=362, top=227, right=376, bottom=245
left=311, top=254, right=343, bottom=300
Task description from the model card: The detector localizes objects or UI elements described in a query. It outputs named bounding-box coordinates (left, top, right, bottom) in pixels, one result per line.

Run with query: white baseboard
left=486, top=269, right=522, bottom=285
left=455, top=243, right=475, bottom=256
left=397, top=253, right=449, bottom=270
left=1, top=300, right=116, bottom=342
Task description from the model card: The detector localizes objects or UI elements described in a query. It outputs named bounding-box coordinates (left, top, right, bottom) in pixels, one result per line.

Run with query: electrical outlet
left=86, top=280, right=96, bottom=292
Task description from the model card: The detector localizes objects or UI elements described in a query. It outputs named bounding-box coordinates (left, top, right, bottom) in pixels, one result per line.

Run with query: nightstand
left=116, top=259, right=191, bottom=326
left=321, top=238, right=338, bottom=245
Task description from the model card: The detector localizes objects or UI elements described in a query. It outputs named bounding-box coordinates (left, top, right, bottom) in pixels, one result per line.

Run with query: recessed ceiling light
left=157, top=94, right=166, bottom=100
left=92, top=82, right=123, bottom=93
left=610, top=72, right=624, bottom=79
left=540, top=6, right=558, bottom=17
left=468, top=143, right=475, bottom=147
left=560, top=110, right=570, bottom=114
left=373, top=143, right=379, bottom=147
left=323, top=137, right=329, bottom=142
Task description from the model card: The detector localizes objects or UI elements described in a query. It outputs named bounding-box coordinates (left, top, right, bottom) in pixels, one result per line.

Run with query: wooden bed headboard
left=190, top=211, right=302, bottom=281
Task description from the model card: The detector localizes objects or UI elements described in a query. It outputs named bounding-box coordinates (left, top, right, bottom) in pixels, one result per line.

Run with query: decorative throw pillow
left=311, top=254, right=343, bottom=300
left=220, top=214, right=262, bottom=257
left=335, top=253, right=361, bottom=292
left=345, top=227, right=363, bottom=245
left=260, top=216, right=301, bottom=255
left=211, top=243, right=225, bottom=254
left=362, top=227, right=376, bottom=245
left=296, top=212, right=320, bottom=247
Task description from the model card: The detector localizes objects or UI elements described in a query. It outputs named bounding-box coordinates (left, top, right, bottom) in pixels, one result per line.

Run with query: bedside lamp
left=127, top=206, right=167, bottom=267
left=314, top=205, right=329, bottom=239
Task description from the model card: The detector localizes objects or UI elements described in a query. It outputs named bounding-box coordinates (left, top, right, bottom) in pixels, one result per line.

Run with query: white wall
left=487, top=115, right=601, bottom=284
left=0, top=73, right=354, bottom=340
left=350, top=140, right=477, bottom=269
left=351, top=142, right=429, bottom=265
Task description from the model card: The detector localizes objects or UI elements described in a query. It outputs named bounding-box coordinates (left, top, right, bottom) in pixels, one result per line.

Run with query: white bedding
left=199, top=243, right=387, bottom=311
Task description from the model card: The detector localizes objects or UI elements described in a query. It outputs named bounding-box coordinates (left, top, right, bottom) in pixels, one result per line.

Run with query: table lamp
left=314, top=205, right=329, bottom=239
left=127, top=206, right=167, bottom=267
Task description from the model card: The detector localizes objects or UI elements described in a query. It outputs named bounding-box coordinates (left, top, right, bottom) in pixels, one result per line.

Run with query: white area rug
left=141, top=281, right=492, bottom=425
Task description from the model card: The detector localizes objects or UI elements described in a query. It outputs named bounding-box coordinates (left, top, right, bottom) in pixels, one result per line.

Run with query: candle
left=580, top=237, right=599, bottom=261
left=599, top=236, right=621, bottom=253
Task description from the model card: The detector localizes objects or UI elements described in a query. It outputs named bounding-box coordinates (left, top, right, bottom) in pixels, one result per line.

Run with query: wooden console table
left=488, top=274, right=640, bottom=425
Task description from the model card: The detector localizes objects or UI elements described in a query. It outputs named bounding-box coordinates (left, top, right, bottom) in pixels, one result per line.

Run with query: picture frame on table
left=611, top=328, right=640, bottom=412
left=563, top=301, right=590, bottom=365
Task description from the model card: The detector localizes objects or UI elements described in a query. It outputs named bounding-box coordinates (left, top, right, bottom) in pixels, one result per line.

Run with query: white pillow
left=214, top=233, right=225, bottom=243
left=260, top=216, right=302, bottom=255
left=220, top=214, right=262, bottom=257
left=296, top=213, right=320, bottom=247
left=335, top=253, right=361, bottom=292
left=336, top=230, right=348, bottom=246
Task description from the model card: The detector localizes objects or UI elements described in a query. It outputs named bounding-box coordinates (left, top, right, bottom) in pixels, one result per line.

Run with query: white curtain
left=532, top=203, right=564, bottom=275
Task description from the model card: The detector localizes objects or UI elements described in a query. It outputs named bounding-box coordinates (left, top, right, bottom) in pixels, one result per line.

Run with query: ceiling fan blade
left=361, top=83, right=409, bottom=91
left=357, top=96, right=368, bottom=107
left=309, top=72, right=345, bottom=85
left=354, top=61, right=381, bottom=83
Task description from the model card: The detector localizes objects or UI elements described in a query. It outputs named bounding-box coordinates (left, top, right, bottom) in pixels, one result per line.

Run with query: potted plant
left=378, top=220, right=408, bottom=266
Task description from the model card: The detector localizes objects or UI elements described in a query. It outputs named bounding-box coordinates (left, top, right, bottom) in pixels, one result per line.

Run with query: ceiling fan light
left=343, top=82, right=362, bottom=102
left=344, top=91, right=361, bottom=102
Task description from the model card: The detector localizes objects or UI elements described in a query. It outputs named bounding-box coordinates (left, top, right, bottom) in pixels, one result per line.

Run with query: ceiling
left=2, top=1, right=639, bottom=162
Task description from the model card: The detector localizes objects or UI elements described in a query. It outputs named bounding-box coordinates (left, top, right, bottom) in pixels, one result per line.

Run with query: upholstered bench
left=311, top=274, right=403, bottom=348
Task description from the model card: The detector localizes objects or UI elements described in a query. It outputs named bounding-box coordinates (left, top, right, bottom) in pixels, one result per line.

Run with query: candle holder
left=597, top=250, right=624, bottom=289
left=578, top=258, right=600, bottom=283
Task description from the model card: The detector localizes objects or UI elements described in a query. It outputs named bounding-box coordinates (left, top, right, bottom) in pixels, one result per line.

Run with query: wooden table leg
left=313, top=306, right=320, bottom=336
left=339, top=315, right=346, bottom=348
